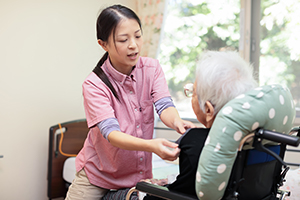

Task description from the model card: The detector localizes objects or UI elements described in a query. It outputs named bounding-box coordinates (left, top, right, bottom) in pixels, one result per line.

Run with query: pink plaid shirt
left=76, top=57, right=171, bottom=189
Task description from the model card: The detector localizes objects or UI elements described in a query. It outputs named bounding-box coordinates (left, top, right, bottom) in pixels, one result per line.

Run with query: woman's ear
left=205, top=101, right=215, bottom=128
left=98, top=39, right=108, bottom=51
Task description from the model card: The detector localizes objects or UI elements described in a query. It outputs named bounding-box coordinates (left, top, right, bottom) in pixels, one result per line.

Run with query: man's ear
left=98, top=39, right=108, bottom=51
left=205, top=101, right=215, bottom=126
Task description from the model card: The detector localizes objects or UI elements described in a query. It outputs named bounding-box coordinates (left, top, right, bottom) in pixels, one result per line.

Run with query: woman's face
left=103, top=18, right=143, bottom=75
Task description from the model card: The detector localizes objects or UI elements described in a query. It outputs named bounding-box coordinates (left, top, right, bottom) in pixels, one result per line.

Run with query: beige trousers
left=65, top=169, right=109, bottom=200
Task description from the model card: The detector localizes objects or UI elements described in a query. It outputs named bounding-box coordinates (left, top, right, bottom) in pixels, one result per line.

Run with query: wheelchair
left=126, top=127, right=300, bottom=200
left=126, top=85, right=300, bottom=200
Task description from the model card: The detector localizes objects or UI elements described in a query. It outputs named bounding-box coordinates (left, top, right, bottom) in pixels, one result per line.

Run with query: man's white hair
left=195, top=50, right=258, bottom=114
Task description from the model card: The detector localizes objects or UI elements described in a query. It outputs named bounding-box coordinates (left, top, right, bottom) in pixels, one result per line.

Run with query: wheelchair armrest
left=135, top=182, right=197, bottom=200
left=256, top=129, right=300, bottom=147
left=291, top=126, right=300, bottom=137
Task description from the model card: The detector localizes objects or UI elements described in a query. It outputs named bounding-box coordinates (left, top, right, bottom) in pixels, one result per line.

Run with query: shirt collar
left=103, top=57, right=137, bottom=84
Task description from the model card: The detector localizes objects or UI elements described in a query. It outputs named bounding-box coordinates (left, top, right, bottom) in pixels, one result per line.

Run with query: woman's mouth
left=128, top=52, right=138, bottom=60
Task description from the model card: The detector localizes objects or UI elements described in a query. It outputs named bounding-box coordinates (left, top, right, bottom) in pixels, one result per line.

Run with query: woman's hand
left=149, top=138, right=180, bottom=161
left=160, top=107, right=196, bottom=134
left=173, top=118, right=197, bottom=134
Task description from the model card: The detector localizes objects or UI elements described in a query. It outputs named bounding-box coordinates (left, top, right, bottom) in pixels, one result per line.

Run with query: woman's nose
left=128, top=38, right=137, bottom=49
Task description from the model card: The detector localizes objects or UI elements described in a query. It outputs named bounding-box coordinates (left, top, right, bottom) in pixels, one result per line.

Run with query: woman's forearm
left=107, top=130, right=180, bottom=161
left=159, top=107, right=182, bottom=130
left=107, top=130, right=152, bottom=151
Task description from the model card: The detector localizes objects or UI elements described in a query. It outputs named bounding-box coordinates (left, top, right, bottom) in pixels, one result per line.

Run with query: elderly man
left=144, top=50, right=258, bottom=199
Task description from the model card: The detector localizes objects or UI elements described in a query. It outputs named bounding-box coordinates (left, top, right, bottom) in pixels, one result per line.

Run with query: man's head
left=192, top=51, right=258, bottom=127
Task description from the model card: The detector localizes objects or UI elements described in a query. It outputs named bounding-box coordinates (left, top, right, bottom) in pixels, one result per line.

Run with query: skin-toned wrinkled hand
left=140, top=178, right=168, bottom=186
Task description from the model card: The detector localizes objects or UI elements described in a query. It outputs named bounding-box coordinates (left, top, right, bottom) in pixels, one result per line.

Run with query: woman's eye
left=136, top=35, right=141, bottom=38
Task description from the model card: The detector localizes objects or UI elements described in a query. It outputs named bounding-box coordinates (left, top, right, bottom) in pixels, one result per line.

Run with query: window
left=158, top=0, right=240, bottom=118
left=259, top=0, right=300, bottom=124
left=159, top=0, right=300, bottom=124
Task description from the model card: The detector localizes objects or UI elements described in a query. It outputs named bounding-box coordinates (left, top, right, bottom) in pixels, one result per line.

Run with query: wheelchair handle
left=256, top=129, right=300, bottom=147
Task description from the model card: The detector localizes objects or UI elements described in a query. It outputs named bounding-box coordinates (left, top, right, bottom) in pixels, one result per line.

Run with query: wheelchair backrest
left=195, top=85, right=295, bottom=200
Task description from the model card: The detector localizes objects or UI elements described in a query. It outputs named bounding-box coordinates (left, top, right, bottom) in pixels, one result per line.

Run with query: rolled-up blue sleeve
left=97, top=118, right=121, bottom=140
left=154, top=97, right=175, bottom=116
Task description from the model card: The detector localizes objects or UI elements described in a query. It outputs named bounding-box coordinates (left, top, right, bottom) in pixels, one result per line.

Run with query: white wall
left=0, top=0, right=136, bottom=199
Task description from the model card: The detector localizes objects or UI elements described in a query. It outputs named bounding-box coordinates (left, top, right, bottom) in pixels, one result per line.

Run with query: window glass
left=158, top=0, right=240, bottom=118
left=260, top=0, right=300, bottom=123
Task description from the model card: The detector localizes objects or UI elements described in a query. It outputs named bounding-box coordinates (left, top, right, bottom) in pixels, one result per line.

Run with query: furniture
left=47, top=119, right=88, bottom=200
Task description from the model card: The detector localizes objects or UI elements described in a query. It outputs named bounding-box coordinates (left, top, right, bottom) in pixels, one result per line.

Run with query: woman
left=65, top=4, right=195, bottom=200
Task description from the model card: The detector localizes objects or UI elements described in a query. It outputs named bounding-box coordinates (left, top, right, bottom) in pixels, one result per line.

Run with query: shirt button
left=137, top=125, right=140, bottom=128
left=135, top=108, right=138, bottom=112
left=130, top=91, right=133, bottom=94
left=140, top=157, right=143, bottom=161
left=140, top=171, right=143, bottom=174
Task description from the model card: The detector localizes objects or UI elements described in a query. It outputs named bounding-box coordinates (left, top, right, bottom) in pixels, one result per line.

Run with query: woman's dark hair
left=93, top=4, right=142, bottom=101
